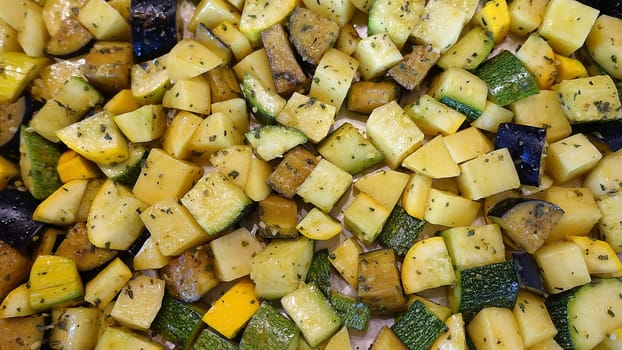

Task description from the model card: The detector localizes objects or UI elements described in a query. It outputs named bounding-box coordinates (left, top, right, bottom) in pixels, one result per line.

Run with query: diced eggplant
left=572, top=120, right=622, bottom=151
left=346, top=81, right=401, bottom=115
left=0, top=96, right=26, bottom=151
left=494, top=122, right=547, bottom=186
left=0, top=189, right=46, bottom=250
left=45, top=17, right=94, bottom=58
left=55, top=222, right=118, bottom=271
left=265, top=146, right=319, bottom=198
left=487, top=198, right=564, bottom=254
left=512, top=252, right=546, bottom=297
left=130, top=0, right=180, bottom=61
left=578, top=0, right=622, bottom=18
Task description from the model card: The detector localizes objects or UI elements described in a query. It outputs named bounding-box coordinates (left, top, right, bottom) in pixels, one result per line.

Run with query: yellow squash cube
left=535, top=241, right=591, bottom=294
left=401, top=236, right=455, bottom=294
left=56, top=150, right=100, bottom=183
left=554, top=54, right=588, bottom=82
left=474, top=0, right=511, bottom=43
left=354, top=169, right=410, bottom=211
left=329, top=237, right=363, bottom=289
left=202, top=279, right=260, bottom=339
left=546, top=133, right=602, bottom=184
left=568, top=236, right=622, bottom=275
left=104, top=89, right=140, bottom=115
left=402, top=172, right=432, bottom=220
left=297, top=208, right=342, bottom=241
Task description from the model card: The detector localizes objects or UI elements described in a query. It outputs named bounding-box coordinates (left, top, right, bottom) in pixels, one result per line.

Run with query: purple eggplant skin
left=494, top=123, right=547, bottom=187
left=130, top=0, right=180, bottom=61
left=577, top=0, right=622, bottom=18
left=573, top=121, right=622, bottom=152
left=0, top=189, right=46, bottom=250
left=512, top=251, right=547, bottom=297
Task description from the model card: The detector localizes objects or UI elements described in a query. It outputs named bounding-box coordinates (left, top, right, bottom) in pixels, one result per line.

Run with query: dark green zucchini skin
left=306, top=248, right=332, bottom=297
left=495, top=123, right=547, bottom=186
left=378, top=205, right=425, bottom=257
left=512, top=252, right=546, bottom=296
left=546, top=289, right=575, bottom=349
left=0, top=189, right=45, bottom=250
left=192, top=328, right=238, bottom=350
left=329, top=291, right=371, bottom=331
left=239, top=302, right=300, bottom=350
left=391, top=300, right=447, bottom=350
left=130, top=0, right=179, bottom=61
left=150, top=293, right=205, bottom=348
left=476, top=50, right=539, bottom=106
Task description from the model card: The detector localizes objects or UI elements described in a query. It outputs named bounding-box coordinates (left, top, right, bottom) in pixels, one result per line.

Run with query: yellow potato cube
left=424, top=188, right=480, bottom=227
left=535, top=241, right=591, bottom=294
left=443, top=127, right=494, bottom=164
left=162, top=111, right=203, bottom=160
left=402, top=172, right=432, bottom=220
left=467, top=307, right=524, bottom=350
left=546, top=133, right=602, bottom=184
left=110, top=275, right=165, bottom=330
left=537, top=0, right=599, bottom=56
left=509, top=90, right=572, bottom=143
left=544, top=186, right=601, bottom=241
left=402, top=135, right=460, bottom=179
left=513, top=290, right=558, bottom=348
left=456, top=148, right=521, bottom=200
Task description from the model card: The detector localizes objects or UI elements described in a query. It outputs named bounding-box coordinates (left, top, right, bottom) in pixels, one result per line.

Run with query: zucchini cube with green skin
left=430, top=67, right=488, bottom=121
left=391, top=300, right=448, bottom=350
left=344, top=192, right=391, bottom=245
left=537, top=0, right=599, bottom=56
left=239, top=302, right=300, bottom=350
left=19, top=126, right=63, bottom=200
left=358, top=249, right=406, bottom=315
left=354, top=33, right=403, bottom=80
left=193, top=328, right=238, bottom=350
left=151, top=294, right=205, bottom=348
left=329, top=291, right=371, bottom=331
left=282, top=283, right=342, bottom=348
left=557, top=75, right=622, bottom=123
left=276, top=92, right=336, bottom=144
left=245, top=125, right=307, bottom=161
left=366, top=101, right=424, bottom=169
left=181, top=171, right=253, bottom=236
left=250, top=237, right=314, bottom=299
left=242, top=72, right=286, bottom=125
left=309, top=48, right=359, bottom=111
left=305, top=249, right=332, bottom=296
left=437, top=26, right=494, bottom=70
left=131, top=57, right=170, bottom=105
left=28, top=255, right=83, bottom=311
left=296, top=158, right=352, bottom=213
left=97, top=143, right=147, bottom=187
left=317, top=122, right=383, bottom=175
left=377, top=205, right=425, bottom=257
left=113, top=104, right=166, bottom=143
left=405, top=94, right=467, bottom=136
left=441, top=224, right=506, bottom=271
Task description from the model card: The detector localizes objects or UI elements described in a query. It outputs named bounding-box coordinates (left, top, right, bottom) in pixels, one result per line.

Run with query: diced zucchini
left=437, top=26, right=494, bottom=70
left=329, top=291, right=371, bottom=331
left=296, top=158, right=353, bottom=213
left=508, top=0, right=548, bottom=37
left=276, top=92, right=336, bottom=144
left=430, top=313, right=467, bottom=350
left=50, top=307, right=101, bottom=350
left=371, top=326, right=407, bottom=350
left=473, top=0, right=511, bottom=43
left=305, top=248, right=332, bottom=296
left=202, top=279, right=260, bottom=339
left=358, top=249, right=406, bottom=315
left=377, top=205, right=425, bottom=257
left=547, top=278, right=622, bottom=350
left=509, top=89, right=571, bottom=143
left=308, top=48, right=359, bottom=111
left=265, top=146, right=318, bottom=198
left=239, top=0, right=297, bottom=43
left=239, top=302, right=300, bottom=350
left=56, top=150, right=100, bottom=184
left=242, top=72, right=286, bottom=125
left=192, top=328, right=238, bottom=350
left=261, top=24, right=308, bottom=97
left=476, top=50, right=539, bottom=106
left=113, top=104, right=166, bottom=143
left=450, top=261, right=519, bottom=321
left=131, top=57, right=170, bottom=105
left=19, top=126, right=63, bottom=200
left=245, top=125, right=307, bottom=161
left=547, top=133, right=603, bottom=183
left=443, top=126, right=494, bottom=164
left=205, top=66, right=243, bottom=104
left=210, top=21, right=251, bottom=62
left=288, top=7, right=341, bottom=65
left=404, top=94, right=467, bottom=136
left=430, top=67, right=488, bottom=121
left=210, top=227, right=262, bottom=282
left=133, top=236, right=172, bottom=270
left=250, top=237, right=313, bottom=299
left=391, top=300, right=448, bottom=350
left=282, top=283, right=342, bottom=348
left=401, top=236, right=455, bottom=294
left=297, top=207, right=342, bottom=241
left=368, top=0, right=423, bottom=49
left=441, top=224, right=506, bottom=271
left=353, top=33, right=403, bottom=80
left=316, top=122, right=383, bottom=175
left=97, top=143, right=147, bottom=186
left=28, top=255, right=83, bottom=311
left=188, top=0, right=240, bottom=32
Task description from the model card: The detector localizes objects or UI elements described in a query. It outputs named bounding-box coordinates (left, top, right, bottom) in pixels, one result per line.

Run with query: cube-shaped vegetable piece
left=358, top=249, right=406, bottom=315
left=534, top=241, right=591, bottom=294
left=265, top=146, right=317, bottom=198
left=165, top=39, right=223, bottom=82
left=297, top=208, right=342, bottom=241
left=133, top=237, right=171, bottom=270
left=402, top=135, right=460, bottom=179
left=508, top=0, right=548, bottom=37
left=87, top=179, right=148, bottom=250
left=585, top=150, right=622, bottom=198
left=189, top=112, right=245, bottom=159
left=387, top=45, right=440, bottom=91
left=473, top=0, right=511, bottom=43
left=437, top=26, right=494, bottom=71
left=0, top=52, right=49, bottom=104
left=209, top=145, right=252, bottom=189
left=301, top=0, right=354, bottom=26
left=512, top=290, right=558, bottom=347
left=457, top=148, right=521, bottom=200
left=202, top=279, right=260, bottom=339
left=245, top=125, right=307, bottom=161
left=257, top=194, right=298, bottom=239
left=113, top=104, right=167, bottom=143
left=163, top=76, right=211, bottom=115
left=405, top=95, right=467, bottom=136
left=401, top=172, right=432, bottom=220
left=586, top=15, right=622, bottom=80
left=210, top=227, right=262, bottom=282
left=28, top=255, right=83, bottom=311
left=509, top=90, right=572, bottom=143
left=546, top=133, right=602, bottom=183
left=282, top=283, right=342, bottom=347
left=344, top=192, right=391, bottom=245
left=277, top=92, right=336, bottom=143
left=140, top=199, right=208, bottom=256
left=84, top=258, right=132, bottom=309
left=296, top=158, right=352, bottom=212
left=309, top=48, right=358, bottom=111
left=250, top=237, right=313, bottom=299
left=97, top=327, right=162, bottom=350
left=377, top=206, right=425, bottom=257
left=317, top=122, right=383, bottom=175
left=159, top=244, right=220, bottom=302
left=32, top=179, right=88, bottom=226
left=261, top=24, right=309, bottom=97
left=56, top=111, right=129, bottom=165
left=354, top=33, right=403, bottom=80
left=347, top=80, right=400, bottom=115
left=162, top=111, right=203, bottom=160
left=181, top=171, right=253, bottom=235
left=443, top=127, right=493, bottom=164
left=468, top=307, right=524, bottom=350
left=368, top=0, right=423, bottom=49
left=430, top=313, right=467, bottom=350
left=329, top=237, right=363, bottom=289
left=515, top=33, right=557, bottom=89
left=49, top=307, right=101, bottom=350
left=56, top=150, right=100, bottom=183
left=537, top=0, right=599, bottom=56
left=371, top=326, right=408, bottom=350
left=78, top=0, right=130, bottom=41
left=471, top=101, right=514, bottom=133
left=402, top=237, right=456, bottom=294
left=244, top=157, right=271, bottom=202
left=133, top=148, right=203, bottom=205
left=495, top=123, right=546, bottom=187
left=554, top=54, right=588, bottom=82
left=557, top=75, right=622, bottom=123
left=354, top=169, right=410, bottom=211
left=288, top=7, right=341, bottom=66
left=366, top=101, right=425, bottom=169
left=430, top=67, right=488, bottom=121
left=211, top=97, right=248, bottom=133
left=239, top=0, right=296, bottom=43
left=111, top=275, right=165, bottom=330
left=239, top=302, right=300, bottom=350
left=233, top=49, right=276, bottom=93
left=425, top=188, right=481, bottom=227
left=568, top=236, right=622, bottom=275
left=412, top=0, right=467, bottom=53
left=242, top=71, right=286, bottom=125
left=441, top=224, right=506, bottom=270
left=334, top=23, right=361, bottom=56
left=596, top=193, right=622, bottom=253
left=544, top=187, right=601, bottom=241
left=188, top=0, right=240, bottom=32
left=391, top=300, right=448, bottom=350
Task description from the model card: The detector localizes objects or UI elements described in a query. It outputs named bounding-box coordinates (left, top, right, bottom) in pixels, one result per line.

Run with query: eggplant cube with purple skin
left=494, top=122, right=546, bottom=187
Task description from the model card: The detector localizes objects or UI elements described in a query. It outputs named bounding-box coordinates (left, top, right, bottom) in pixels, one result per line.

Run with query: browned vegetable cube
left=0, top=315, right=45, bottom=350
left=258, top=194, right=299, bottom=239
left=266, top=146, right=318, bottom=198
left=55, top=222, right=117, bottom=271
left=346, top=80, right=401, bottom=114
left=82, top=41, right=133, bottom=96
left=387, top=44, right=439, bottom=91
left=261, top=24, right=309, bottom=97
left=0, top=241, right=31, bottom=301
left=205, top=65, right=243, bottom=103
left=288, top=7, right=341, bottom=65
left=160, top=243, right=220, bottom=302
left=358, top=248, right=406, bottom=315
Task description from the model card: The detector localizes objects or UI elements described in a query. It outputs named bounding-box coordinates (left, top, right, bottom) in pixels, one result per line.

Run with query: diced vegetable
left=358, top=249, right=406, bottom=315
left=476, top=50, right=539, bottom=106
left=239, top=302, right=299, bottom=350
left=160, top=243, right=220, bottom=302
left=202, top=279, right=260, bottom=339
left=391, top=300, right=448, bottom=350
left=130, top=0, right=179, bottom=61
left=28, top=255, right=83, bottom=311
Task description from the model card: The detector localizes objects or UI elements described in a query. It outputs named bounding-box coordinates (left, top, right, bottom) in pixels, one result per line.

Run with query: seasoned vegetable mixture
left=1, top=0, right=622, bottom=349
